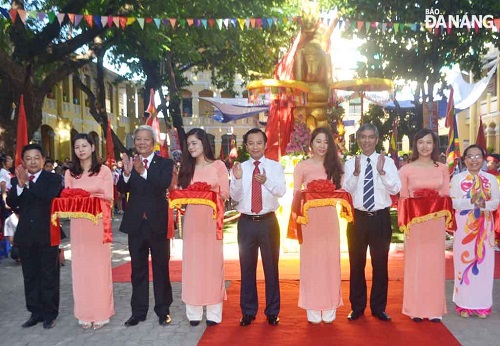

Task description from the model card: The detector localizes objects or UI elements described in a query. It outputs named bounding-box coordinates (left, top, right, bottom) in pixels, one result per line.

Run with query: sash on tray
left=398, top=189, right=456, bottom=235
left=50, top=188, right=112, bottom=246
left=287, top=179, right=354, bottom=244
left=169, top=182, right=225, bottom=240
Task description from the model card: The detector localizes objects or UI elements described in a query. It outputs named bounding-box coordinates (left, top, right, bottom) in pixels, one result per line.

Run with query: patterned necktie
left=363, top=157, right=375, bottom=211
left=251, top=161, right=263, bottom=214
left=29, top=174, right=35, bottom=182
left=143, top=159, right=148, bottom=170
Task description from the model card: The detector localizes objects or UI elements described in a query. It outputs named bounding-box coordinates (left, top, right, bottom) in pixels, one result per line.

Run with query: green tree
left=339, top=0, right=500, bottom=134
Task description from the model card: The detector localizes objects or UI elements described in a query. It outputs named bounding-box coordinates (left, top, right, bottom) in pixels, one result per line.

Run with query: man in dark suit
left=118, top=125, right=174, bottom=327
left=7, top=144, right=62, bottom=329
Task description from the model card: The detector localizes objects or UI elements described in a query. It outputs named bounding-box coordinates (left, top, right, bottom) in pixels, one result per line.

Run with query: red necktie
left=251, top=161, right=262, bottom=214
left=29, top=175, right=35, bottom=182
left=143, top=159, right=148, bottom=170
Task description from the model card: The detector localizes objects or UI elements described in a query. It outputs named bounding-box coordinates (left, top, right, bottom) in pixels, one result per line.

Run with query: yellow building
left=35, top=64, right=143, bottom=161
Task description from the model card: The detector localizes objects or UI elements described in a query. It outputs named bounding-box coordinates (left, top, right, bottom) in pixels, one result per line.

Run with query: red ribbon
left=398, top=195, right=456, bottom=234
left=50, top=195, right=112, bottom=246
left=169, top=188, right=224, bottom=240
left=287, top=186, right=354, bottom=244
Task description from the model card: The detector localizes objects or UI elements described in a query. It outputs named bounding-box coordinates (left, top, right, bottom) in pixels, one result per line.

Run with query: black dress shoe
left=347, top=310, right=364, bottom=321
left=22, top=315, right=43, bottom=328
left=372, top=311, right=391, bottom=321
left=206, top=320, right=218, bottom=326
left=412, top=317, right=423, bottom=322
left=239, top=314, right=256, bottom=326
left=267, top=315, right=279, bottom=326
left=429, top=318, right=442, bottom=323
left=159, top=314, right=172, bottom=326
left=190, top=320, right=200, bottom=326
left=43, top=319, right=56, bottom=329
left=124, top=316, right=146, bottom=327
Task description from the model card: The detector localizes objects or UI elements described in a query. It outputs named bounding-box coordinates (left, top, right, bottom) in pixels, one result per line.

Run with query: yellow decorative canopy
left=247, top=79, right=310, bottom=93
left=331, top=78, right=394, bottom=92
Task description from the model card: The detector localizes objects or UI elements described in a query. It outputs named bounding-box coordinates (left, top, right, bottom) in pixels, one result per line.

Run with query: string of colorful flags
left=0, top=8, right=499, bottom=33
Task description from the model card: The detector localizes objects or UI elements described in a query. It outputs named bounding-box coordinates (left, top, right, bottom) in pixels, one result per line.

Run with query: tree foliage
left=338, top=0, right=500, bottom=140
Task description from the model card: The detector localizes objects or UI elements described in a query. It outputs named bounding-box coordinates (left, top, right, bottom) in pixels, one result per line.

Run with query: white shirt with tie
left=342, top=152, right=401, bottom=211
left=230, top=156, right=286, bottom=215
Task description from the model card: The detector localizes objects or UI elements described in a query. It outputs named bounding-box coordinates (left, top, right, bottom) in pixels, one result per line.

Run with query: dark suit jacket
left=118, top=154, right=173, bottom=236
left=7, top=170, right=62, bottom=247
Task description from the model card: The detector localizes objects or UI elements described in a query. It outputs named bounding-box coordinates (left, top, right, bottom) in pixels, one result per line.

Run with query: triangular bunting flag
left=245, top=18, right=251, bottom=28
left=215, top=19, right=222, bottom=29
left=145, top=17, right=153, bottom=24
left=75, top=14, right=82, bottom=26
left=84, top=14, right=93, bottom=27
left=273, top=18, right=278, bottom=26
left=394, top=23, right=400, bottom=33
left=231, top=18, right=237, bottom=27
left=162, top=18, right=169, bottom=27
left=107, top=16, right=113, bottom=28
left=283, top=17, right=288, bottom=25
left=154, top=18, right=161, bottom=28
left=126, top=17, right=136, bottom=26
left=267, top=18, right=273, bottom=28
left=56, top=13, right=65, bottom=25
left=18, top=9, right=27, bottom=24
left=169, top=18, right=177, bottom=28
left=119, top=17, right=127, bottom=29
left=237, top=18, right=245, bottom=30
left=101, top=16, right=108, bottom=28
left=48, top=12, right=56, bottom=24
left=94, top=16, right=102, bottom=28
left=9, top=9, right=17, bottom=23
left=195, top=19, right=201, bottom=27
left=113, top=16, right=120, bottom=27
left=37, top=12, right=46, bottom=21
left=201, top=19, right=207, bottom=29
left=137, top=18, right=145, bottom=29
left=223, top=18, right=229, bottom=29
left=179, top=18, right=186, bottom=28
left=250, top=18, right=256, bottom=28
left=28, top=10, right=37, bottom=19
left=366, top=21, right=370, bottom=34
left=382, top=22, right=387, bottom=33
left=187, top=18, right=194, bottom=26
left=256, top=18, right=262, bottom=28
left=357, top=21, right=363, bottom=31
left=68, top=13, right=75, bottom=24
left=495, top=19, right=500, bottom=31
left=0, top=8, right=10, bottom=19
left=208, top=18, right=215, bottom=28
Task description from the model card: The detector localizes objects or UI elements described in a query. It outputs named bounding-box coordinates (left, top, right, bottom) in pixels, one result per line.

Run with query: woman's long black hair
left=69, top=133, right=102, bottom=178
left=310, top=127, right=343, bottom=188
left=178, top=128, right=215, bottom=188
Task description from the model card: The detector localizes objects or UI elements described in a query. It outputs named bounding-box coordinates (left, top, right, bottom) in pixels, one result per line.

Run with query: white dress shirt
left=342, top=152, right=401, bottom=211
left=230, top=156, right=286, bottom=215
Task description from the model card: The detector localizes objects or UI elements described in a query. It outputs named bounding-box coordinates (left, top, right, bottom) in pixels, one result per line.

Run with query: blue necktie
left=363, top=158, right=375, bottom=211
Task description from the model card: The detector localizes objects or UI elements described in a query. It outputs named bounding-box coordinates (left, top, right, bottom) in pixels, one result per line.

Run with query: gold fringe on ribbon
left=51, top=211, right=103, bottom=226
left=297, top=198, right=354, bottom=225
left=169, top=198, right=217, bottom=220
left=399, top=210, right=454, bottom=236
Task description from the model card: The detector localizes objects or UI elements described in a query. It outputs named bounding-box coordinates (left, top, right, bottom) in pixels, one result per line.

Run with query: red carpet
left=198, top=280, right=460, bottom=345
left=111, top=250, right=500, bottom=283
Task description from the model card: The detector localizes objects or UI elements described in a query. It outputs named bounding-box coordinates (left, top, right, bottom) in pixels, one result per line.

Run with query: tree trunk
left=165, top=51, right=186, bottom=149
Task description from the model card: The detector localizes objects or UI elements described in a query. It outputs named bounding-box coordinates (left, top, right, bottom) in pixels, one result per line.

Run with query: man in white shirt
left=230, top=128, right=286, bottom=327
left=342, top=124, right=401, bottom=322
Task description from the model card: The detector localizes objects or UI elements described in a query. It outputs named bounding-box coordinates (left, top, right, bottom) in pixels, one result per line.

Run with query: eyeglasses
left=465, top=154, right=483, bottom=160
